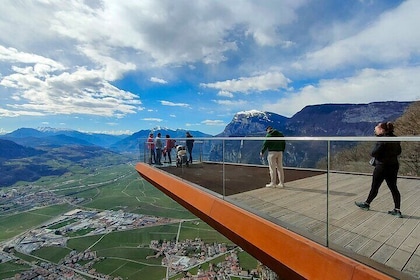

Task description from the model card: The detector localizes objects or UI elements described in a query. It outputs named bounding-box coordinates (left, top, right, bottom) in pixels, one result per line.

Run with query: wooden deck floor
left=228, top=172, right=420, bottom=279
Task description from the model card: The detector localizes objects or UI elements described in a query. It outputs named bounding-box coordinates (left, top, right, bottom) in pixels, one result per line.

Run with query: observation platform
left=136, top=161, right=420, bottom=279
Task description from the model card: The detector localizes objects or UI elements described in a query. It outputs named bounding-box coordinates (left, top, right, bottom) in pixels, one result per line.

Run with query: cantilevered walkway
left=136, top=162, right=419, bottom=279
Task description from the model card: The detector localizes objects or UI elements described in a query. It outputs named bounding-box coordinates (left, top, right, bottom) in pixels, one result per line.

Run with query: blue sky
left=0, top=0, right=419, bottom=136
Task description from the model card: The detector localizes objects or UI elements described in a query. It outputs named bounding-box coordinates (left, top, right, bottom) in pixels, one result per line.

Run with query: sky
left=0, top=0, right=419, bottom=136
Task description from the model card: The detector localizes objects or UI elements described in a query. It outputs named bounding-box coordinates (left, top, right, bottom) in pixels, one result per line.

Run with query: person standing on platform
left=147, top=133, right=155, bottom=164
left=165, top=134, right=176, bottom=164
left=260, top=126, right=286, bottom=188
left=155, top=132, right=163, bottom=165
left=355, top=122, right=403, bottom=218
left=186, top=131, right=194, bottom=164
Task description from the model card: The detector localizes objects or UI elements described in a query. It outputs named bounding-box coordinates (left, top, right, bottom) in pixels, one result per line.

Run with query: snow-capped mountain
left=220, top=101, right=412, bottom=137
left=218, top=110, right=288, bottom=137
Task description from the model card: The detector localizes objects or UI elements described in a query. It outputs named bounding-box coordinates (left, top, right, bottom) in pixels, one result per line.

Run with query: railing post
left=199, top=141, right=202, bottom=162
left=223, top=139, right=226, bottom=199
left=140, top=139, right=146, bottom=163
left=326, top=140, right=330, bottom=247
left=139, top=139, right=142, bottom=162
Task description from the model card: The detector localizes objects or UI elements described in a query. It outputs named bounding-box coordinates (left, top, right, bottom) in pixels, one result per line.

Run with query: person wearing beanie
left=355, top=122, right=403, bottom=218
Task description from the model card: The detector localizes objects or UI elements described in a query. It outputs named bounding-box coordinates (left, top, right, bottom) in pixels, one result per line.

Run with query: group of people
left=261, top=122, right=403, bottom=219
left=147, top=131, right=194, bottom=165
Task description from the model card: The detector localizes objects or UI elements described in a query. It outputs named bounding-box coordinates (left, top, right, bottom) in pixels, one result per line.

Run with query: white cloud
left=264, top=66, right=420, bottom=117
left=201, top=119, right=226, bottom=126
left=212, top=99, right=248, bottom=106
left=202, top=72, right=290, bottom=93
left=0, top=107, right=45, bottom=117
left=0, top=0, right=325, bottom=124
left=296, top=0, right=420, bottom=72
left=0, top=0, right=306, bottom=67
left=237, top=0, right=305, bottom=47
left=217, top=90, right=234, bottom=98
left=90, top=129, right=133, bottom=135
left=45, top=0, right=242, bottom=66
left=78, top=45, right=136, bottom=80
left=0, top=128, right=9, bottom=135
left=160, top=100, right=189, bottom=107
left=142, top=118, right=163, bottom=122
left=0, top=59, right=142, bottom=118
left=150, top=77, right=168, bottom=84
left=0, top=46, right=65, bottom=72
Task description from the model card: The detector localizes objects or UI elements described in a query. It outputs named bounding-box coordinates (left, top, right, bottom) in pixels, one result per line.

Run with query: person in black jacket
left=186, top=131, right=194, bottom=164
left=355, top=122, right=403, bottom=218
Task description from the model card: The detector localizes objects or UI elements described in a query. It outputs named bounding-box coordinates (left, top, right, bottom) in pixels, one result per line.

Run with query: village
left=1, top=208, right=275, bottom=279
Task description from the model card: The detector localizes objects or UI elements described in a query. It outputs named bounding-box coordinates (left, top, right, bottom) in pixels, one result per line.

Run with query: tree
left=394, top=101, right=420, bottom=176
left=324, top=100, right=420, bottom=176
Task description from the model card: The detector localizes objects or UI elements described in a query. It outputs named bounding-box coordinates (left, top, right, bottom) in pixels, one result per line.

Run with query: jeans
left=156, top=148, right=162, bottom=164
left=187, top=146, right=193, bottom=163
left=149, top=149, right=155, bottom=164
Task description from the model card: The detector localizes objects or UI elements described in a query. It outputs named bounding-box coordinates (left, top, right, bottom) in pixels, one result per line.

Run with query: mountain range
left=219, top=101, right=411, bottom=137
left=0, top=101, right=413, bottom=187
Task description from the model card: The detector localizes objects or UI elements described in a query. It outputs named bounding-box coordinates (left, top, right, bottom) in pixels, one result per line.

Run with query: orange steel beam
left=136, top=163, right=394, bottom=280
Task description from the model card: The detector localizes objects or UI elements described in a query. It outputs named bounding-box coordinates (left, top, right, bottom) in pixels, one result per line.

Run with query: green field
left=93, top=257, right=166, bottom=279
left=0, top=204, right=73, bottom=242
left=47, top=218, right=78, bottom=229
left=65, top=221, right=238, bottom=278
left=50, top=164, right=195, bottom=219
left=3, top=163, right=258, bottom=279
left=32, top=246, right=72, bottom=263
left=0, top=261, right=31, bottom=279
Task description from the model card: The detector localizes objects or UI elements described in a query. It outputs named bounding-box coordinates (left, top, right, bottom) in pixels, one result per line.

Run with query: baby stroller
left=176, top=145, right=189, bottom=167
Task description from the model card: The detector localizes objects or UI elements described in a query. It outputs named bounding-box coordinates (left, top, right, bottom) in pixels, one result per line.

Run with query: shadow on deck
left=160, top=161, right=325, bottom=196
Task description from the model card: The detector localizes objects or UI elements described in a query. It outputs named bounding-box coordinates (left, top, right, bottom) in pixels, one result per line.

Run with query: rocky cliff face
left=218, top=110, right=288, bottom=137
left=219, top=101, right=412, bottom=137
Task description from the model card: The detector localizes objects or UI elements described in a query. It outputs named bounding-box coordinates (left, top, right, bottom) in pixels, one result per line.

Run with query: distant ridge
left=219, top=101, right=412, bottom=137
left=0, top=101, right=413, bottom=187
left=0, top=101, right=412, bottom=151
left=0, top=139, right=45, bottom=159
left=2, top=127, right=126, bottom=148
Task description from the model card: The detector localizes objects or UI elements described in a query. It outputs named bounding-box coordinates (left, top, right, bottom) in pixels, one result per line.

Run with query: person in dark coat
left=186, top=132, right=194, bottom=164
left=355, top=122, right=403, bottom=218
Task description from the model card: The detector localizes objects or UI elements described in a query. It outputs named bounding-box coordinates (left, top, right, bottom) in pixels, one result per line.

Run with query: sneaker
left=355, top=201, right=370, bottom=210
left=388, top=209, right=403, bottom=218
left=265, top=183, right=275, bottom=188
left=276, top=183, right=285, bottom=188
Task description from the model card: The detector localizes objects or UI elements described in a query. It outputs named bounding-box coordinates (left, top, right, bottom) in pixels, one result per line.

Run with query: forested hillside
left=325, top=101, right=420, bottom=176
